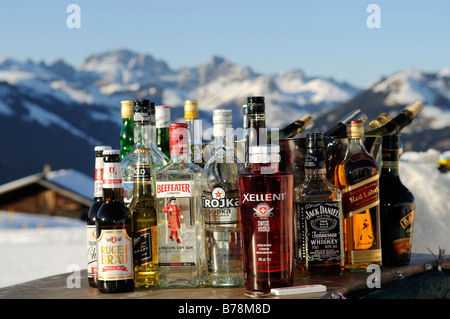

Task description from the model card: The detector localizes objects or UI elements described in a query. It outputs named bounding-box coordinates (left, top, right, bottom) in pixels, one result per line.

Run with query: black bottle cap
left=247, top=96, right=265, bottom=114
left=133, top=99, right=151, bottom=113
left=382, top=134, right=400, bottom=149
left=306, top=132, right=325, bottom=149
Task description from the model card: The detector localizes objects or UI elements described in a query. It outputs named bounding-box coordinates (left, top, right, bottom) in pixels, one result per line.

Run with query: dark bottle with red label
left=239, top=144, right=294, bottom=294
left=334, top=120, right=382, bottom=270
left=96, top=149, right=134, bottom=293
left=379, top=135, right=415, bottom=266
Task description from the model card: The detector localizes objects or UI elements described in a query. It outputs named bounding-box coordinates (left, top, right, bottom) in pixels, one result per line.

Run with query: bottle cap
left=346, top=120, right=364, bottom=139
left=213, top=109, right=232, bottom=124
left=407, top=101, right=424, bottom=117
left=121, top=101, right=133, bottom=118
left=169, top=123, right=189, bottom=154
left=247, top=96, right=265, bottom=114
left=184, top=100, right=199, bottom=118
left=249, top=144, right=281, bottom=163
left=103, top=149, right=120, bottom=156
left=306, top=132, right=324, bottom=148
left=94, top=145, right=112, bottom=151
left=300, top=114, right=314, bottom=128
left=155, top=106, right=171, bottom=128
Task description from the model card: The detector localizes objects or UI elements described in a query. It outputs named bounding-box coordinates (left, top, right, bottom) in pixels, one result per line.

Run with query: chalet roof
left=0, top=169, right=93, bottom=207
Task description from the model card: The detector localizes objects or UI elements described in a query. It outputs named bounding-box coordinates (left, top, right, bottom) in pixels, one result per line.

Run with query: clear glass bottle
left=184, top=100, right=203, bottom=165
left=155, top=105, right=171, bottom=158
left=155, top=123, right=206, bottom=288
left=379, top=135, right=415, bottom=266
left=96, top=149, right=134, bottom=293
left=149, top=102, right=170, bottom=174
left=295, top=133, right=344, bottom=276
left=120, top=101, right=134, bottom=161
left=121, top=100, right=168, bottom=206
left=334, top=120, right=382, bottom=270
left=239, top=145, right=294, bottom=294
left=202, top=109, right=245, bottom=287
left=87, top=145, right=111, bottom=288
left=129, top=147, right=159, bottom=288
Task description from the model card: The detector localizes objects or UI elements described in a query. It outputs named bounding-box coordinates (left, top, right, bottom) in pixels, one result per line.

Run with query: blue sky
left=0, top=0, right=449, bottom=87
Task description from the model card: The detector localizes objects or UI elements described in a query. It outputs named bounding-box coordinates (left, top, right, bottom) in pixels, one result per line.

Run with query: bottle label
left=133, top=164, right=151, bottom=181
left=94, top=157, right=104, bottom=198
left=341, top=175, right=379, bottom=218
left=202, top=188, right=240, bottom=227
left=103, top=162, right=122, bottom=189
left=133, top=226, right=157, bottom=265
left=298, top=202, right=343, bottom=263
left=86, top=225, right=97, bottom=278
left=156, top=181, right=198, bottom=267
left=97, top=229, right=133, bottom=281
left=400, top=210, right=415, bottom=229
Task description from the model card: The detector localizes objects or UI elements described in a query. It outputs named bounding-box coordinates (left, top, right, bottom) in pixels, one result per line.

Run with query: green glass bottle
left=155, top=105, right=171, bottom=159
left=120, top=101, right=134, bottom=161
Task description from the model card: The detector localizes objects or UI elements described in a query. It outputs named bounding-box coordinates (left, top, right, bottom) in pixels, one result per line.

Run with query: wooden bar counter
left=0, top=253, right=442, bottom=300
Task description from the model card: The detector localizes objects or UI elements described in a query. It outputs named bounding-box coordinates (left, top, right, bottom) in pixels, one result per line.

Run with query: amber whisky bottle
left=334, top=120, right=382, bottom=270
left=379, top=135, right=415, bottom=266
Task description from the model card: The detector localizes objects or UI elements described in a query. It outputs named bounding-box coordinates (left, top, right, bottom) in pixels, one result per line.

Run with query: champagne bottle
left=267, top=114, right=314, bottom=140
left=364, top=112, right=392, bottom=131
left=324, top=109, right=367, bottom=138
left=379, top=135, right=415, bottom=266
left=364, top=101, right=424, bottom=136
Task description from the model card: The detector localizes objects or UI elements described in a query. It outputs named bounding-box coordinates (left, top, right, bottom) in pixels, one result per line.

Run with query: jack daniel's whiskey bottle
left=379, top=135, right=415, bottom=266
left=155, top=123, right=206, bottom=288
left=295, top=133, right=344, bottom=275
left=334, top=120, right=382, bottom=270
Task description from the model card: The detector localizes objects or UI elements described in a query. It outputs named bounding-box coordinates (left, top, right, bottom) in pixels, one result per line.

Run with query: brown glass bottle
left=87, top=145, right=111, bottom=288
left=334, top=120, right=382, bottom=270
left=379, top=135, right=415, bottom=266
left=96, top=149, right=134, bottom=293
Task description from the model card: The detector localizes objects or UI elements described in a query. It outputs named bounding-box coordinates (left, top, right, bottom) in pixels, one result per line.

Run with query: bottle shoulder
left=97, top=200, right=131, bottom=224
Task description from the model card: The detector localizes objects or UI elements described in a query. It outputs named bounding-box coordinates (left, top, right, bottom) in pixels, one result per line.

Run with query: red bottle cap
left=169, top=123, right=189, bottom=155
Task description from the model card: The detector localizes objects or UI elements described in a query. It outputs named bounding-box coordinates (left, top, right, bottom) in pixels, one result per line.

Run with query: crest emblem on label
left=253, top=203, right=274, bottom=218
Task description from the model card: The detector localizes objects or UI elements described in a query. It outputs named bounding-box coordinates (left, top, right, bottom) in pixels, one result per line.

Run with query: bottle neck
left=134, top=122, right=151, bottom=149
left=381, top=148, right=400, bottom=177
left=170, top=151, right=191, bottom=164
left=103, top=188, right=124, bottom=202
left=347, top=136, right=368, bottom=155
left=304, top=147, right=327, bottom=180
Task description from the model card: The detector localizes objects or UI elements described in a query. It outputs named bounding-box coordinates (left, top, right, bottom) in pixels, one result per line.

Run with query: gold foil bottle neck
left=184, top=100, right=199, bottom=119
left=121, top=101, right=133, bottom=119
left=346, top=120, right=364, bottom=139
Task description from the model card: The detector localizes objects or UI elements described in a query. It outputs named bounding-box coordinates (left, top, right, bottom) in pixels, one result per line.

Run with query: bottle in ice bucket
left=239, top=144, right=294, bottom=294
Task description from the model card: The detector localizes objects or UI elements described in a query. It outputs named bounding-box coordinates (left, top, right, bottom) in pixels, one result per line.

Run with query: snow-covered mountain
left=0, top=49, right=448, bottom=185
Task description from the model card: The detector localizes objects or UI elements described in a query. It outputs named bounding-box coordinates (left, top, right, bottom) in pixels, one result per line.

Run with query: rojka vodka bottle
left=202, top=109, right=245, bottom=287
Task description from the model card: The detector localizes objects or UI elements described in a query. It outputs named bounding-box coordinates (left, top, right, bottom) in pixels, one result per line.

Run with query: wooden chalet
left=0, top=166, right=93, bottom=219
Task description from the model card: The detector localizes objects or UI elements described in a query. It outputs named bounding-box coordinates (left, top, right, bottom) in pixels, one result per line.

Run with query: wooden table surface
left=0, top=253, right=438, bottom=300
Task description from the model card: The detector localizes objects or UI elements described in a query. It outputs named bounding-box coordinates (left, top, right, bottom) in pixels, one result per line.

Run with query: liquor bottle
left=87, top=145, right=111, bottom=288
left=121, top=100, right=169, bottom=206
left=245, top=96, right=267, bottom=169
left=334, top=120, right=382, bottom=270
left=155, top=123, right=206, bottom=288
left=267, top=114, right=314, bottom=140
left=202, top=109, right=245, bottom=287
left=324, top=109, right=368, bottom=138
left=149, top=102, right=170, bottom=171
left=239, top=144, right=294, bottom=293
left=155, top=105, right=171, bottom=158
left=242, top=103, right=248, bottom=140
left=364, top=101, right=424, bottom=136
left=120, top=101, right=134, bottom=161
left=364, top=112, right=392, bottom=131
left=379, top=135, right=415, bottom=266
left=184, top=100, right=203, bottom=165
left=294, top=133, right=344, bottom=275
left=129, top=143, right=159, bottom=288
left=96, top=149, right=134, bottom=293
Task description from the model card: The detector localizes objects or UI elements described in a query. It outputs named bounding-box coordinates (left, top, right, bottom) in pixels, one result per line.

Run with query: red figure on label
left=164, top=197, right=183, bottom=243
